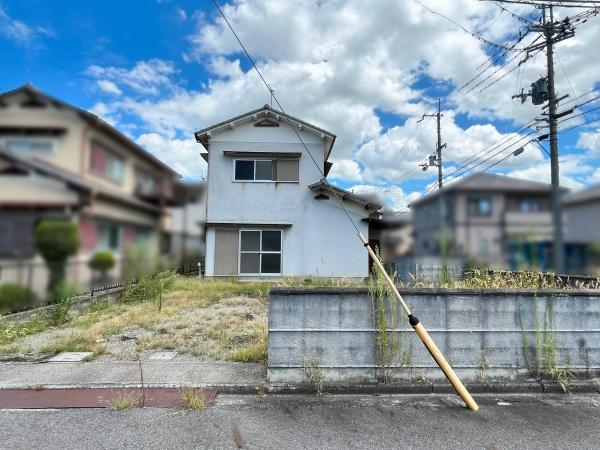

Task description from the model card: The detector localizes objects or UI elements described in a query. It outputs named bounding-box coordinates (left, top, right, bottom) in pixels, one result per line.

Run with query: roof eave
left=0, top=84, right=180, bottom=178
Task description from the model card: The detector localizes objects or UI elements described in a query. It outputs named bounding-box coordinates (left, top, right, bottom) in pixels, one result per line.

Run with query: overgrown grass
left=408, top=267, right=600, bottom=290
left=0, top=317, right=49, bottom=347
left=110, top=395, right=138, bottom=411
left=4, top=276, right=271, bottom=359
left=181, top=388, right=208, bottom=409
left=519, top=295, right=574, bottom=392
left=303, top=355, right=324, bottom=396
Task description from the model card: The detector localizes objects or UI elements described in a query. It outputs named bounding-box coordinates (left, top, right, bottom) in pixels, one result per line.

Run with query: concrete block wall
left=268, top=287, right=600, bottom=383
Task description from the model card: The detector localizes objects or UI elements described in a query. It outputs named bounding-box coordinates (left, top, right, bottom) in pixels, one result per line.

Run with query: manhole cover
left=148, top=351, right=178, bottom=361
left=48, top=352, right=92, bottom=362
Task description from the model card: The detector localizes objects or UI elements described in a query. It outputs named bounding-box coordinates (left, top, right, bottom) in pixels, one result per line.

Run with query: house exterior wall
left=565, top=201, right=600, bottom=244
left=413, top=189, right=554, bottom=268
left=203, top=119, right=370, bottom=278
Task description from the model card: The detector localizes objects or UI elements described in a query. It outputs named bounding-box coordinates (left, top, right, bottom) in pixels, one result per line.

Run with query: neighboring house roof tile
left=0, top=148, right=163, bottom=213
left=410, top=172, right=568, bottom=207
left=0, top=83, right=180, bottom=177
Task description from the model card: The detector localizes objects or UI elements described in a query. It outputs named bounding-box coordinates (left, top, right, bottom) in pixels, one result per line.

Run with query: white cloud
left=86, top=59, right=177, bottom=96
left=506, top=154, right=594, bottom=189
left=85, top=0, right=600, bottom=209
left=136, top=133, right=206, bottom=180
left=176, top=7, right=188, bottom=21
left=97, top=80, right=122, bottom=95
left=350, top=184, right=421, bottom=211
left=576, top=127, right=600, bottom=155
left=0, top=6, right=53, bottom=48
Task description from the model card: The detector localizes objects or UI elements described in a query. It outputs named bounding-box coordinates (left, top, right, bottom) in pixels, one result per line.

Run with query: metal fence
left=0, top=259, right=202, bottom=314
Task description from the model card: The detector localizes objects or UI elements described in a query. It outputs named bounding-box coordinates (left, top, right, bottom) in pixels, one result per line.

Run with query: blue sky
left=1, top=0, right=599, bottom=210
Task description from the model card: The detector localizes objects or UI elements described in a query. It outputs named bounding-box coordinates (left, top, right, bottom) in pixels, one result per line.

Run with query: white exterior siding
left=203, top=115, right=370, bottom=278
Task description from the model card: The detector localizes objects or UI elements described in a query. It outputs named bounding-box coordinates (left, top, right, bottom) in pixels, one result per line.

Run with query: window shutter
left=275, top=160, right=299, bottom=182
left=214, top=230, right=239, bottom=275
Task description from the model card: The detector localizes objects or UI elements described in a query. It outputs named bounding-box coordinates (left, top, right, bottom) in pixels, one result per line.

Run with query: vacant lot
left=0, top=277, right=276, bottom=363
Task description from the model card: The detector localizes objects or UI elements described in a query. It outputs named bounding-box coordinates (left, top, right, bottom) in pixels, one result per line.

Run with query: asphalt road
left=2, top=394, right=600, bottom=449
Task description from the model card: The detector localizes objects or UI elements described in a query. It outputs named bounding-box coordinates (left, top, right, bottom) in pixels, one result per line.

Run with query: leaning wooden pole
left=358, top=233, right=478, bottom=412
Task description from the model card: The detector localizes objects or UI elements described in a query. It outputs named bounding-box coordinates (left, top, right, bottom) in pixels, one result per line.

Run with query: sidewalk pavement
left=1, top=360, right=599, bottom=395
left=0, top=361, right=266, bottom=390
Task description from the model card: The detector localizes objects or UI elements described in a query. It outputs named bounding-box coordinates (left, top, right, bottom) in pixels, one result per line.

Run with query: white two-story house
left=195, top=105, right=381, bottom=279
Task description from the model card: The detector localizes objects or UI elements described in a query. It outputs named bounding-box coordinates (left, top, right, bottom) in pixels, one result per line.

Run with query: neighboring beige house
left=410, top=172, right=567, bottom=270
left=0, top=84, right=180, bottom=296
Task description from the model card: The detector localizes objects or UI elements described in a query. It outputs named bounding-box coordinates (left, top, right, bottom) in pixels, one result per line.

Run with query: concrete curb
left=2, top=381, right=597, bottom=395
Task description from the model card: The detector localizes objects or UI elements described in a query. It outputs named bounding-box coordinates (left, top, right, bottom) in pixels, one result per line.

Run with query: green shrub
left=0, top=283, right=37, bottom=315
left=35, top=220, right=80, bottom=295
left=88, top=251, right=115, bottom=274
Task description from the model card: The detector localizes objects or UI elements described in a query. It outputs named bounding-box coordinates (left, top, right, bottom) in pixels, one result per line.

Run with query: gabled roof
left=0, top=147, right=91, bottom=193
left=411, top=172, right=567, bottom=206
left=0, top=148, right=163, bottom=213
left=0, top=84, right=179, bottom=177
left=308, top=180, right=383, bottom=211
left=563, top=183, right=600, bottom=206
left=194, top=104, right=337, bottom=162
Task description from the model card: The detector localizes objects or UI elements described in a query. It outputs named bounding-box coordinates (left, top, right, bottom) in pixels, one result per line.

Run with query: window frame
left=238, top=229, right=282, bottom=276
left=95, top=221, right=122, bottom=251
left=3, top=136, right=56, bottom=155
left=232, top=158, right=299, bottom=183
left=89, top=141, right=125, bottom=185
left=467, top=196, right=493, bottom=217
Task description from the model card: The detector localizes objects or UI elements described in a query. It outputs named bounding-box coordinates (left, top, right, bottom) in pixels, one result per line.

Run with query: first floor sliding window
left=239, top=230, right=281, bottom=275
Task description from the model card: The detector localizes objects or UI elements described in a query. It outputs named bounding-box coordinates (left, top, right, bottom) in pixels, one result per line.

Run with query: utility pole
left=436, top=98, right=443, bottom=189
left=544, top=6, right=565, bottom=274
left=419, top=98, right=446, bottom=187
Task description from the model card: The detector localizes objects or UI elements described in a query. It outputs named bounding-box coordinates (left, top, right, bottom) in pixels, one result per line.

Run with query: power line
left=558, top=115, right=600, bottom=132
left=411, top=0, right=524, bottom=52
left=492, top=1, right=536, bottom=23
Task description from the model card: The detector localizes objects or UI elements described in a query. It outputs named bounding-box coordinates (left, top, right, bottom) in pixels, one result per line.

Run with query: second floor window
left=517, top=198, right=544, bottom=212
left=90, top=142, right=124, bottom=184
left=468, top=197, right=492, bottom=217
left=135, top=169, right=159, bottom=195
left=234, top=159, right=299, bottom=182
left=4, top=137, right=55, bottom=155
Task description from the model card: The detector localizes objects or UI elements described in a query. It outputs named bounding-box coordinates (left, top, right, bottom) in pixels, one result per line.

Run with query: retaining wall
left=268, top=288, right=600, bottom=383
